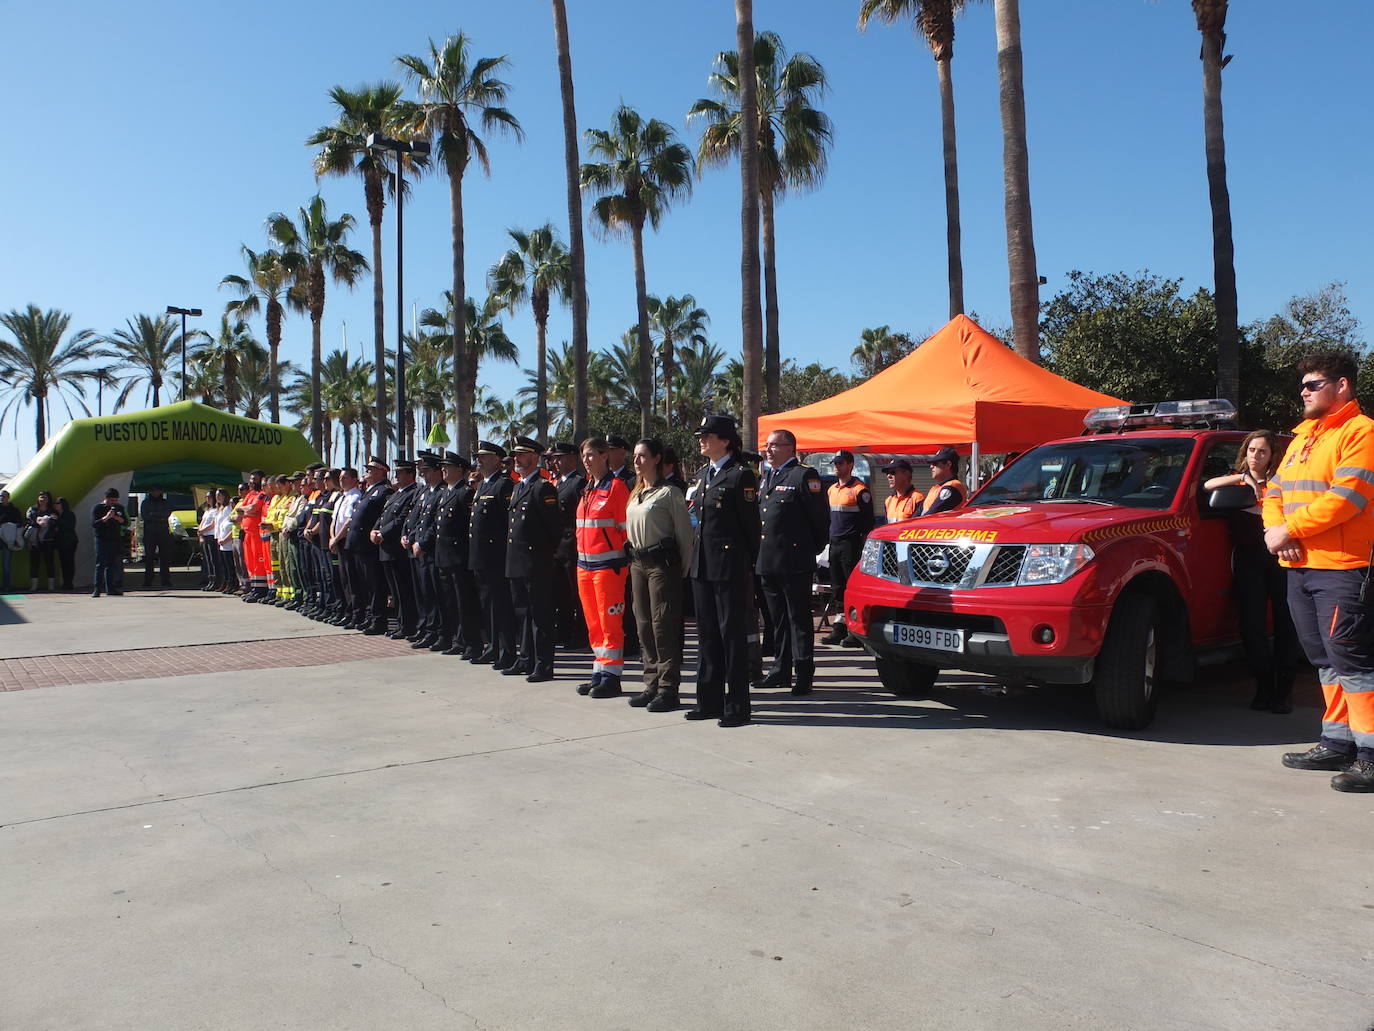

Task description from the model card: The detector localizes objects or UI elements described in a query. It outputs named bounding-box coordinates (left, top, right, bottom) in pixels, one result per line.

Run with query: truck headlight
left=1017, top=543, right=1094, bottom=585
left=859, top=538, right=881, bottom=576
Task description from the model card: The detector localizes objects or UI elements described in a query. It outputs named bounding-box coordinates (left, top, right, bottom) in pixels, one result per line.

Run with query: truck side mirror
left=1208, top=483, right=1256, bottom=511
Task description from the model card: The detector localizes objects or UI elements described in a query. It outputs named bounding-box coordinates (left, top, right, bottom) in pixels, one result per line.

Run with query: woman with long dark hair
left=625, top=438, right=694, bottom=711
left=52, top=497, right=78, bottom=591
left=25, top=490, right=58, bottom=591
left=1205, top=428, right=1303, bottom=712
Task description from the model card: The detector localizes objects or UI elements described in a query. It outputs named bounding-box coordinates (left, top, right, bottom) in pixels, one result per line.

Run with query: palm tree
left=675, top=340, right=728, bottom=426
left=851, top=324, right=912, bottom=378
left=320, top=351, right=375, bottom=467
left=397, top=32, right=523, bottom=457
left=420, top=291, right=519, bottom=442
left=221, top=245, right=293, bottom=423
left=735, top=0, right=764, bottom=448
left=180, top=355, right=224, bottom=407
left=858, top=0, right=966, bottom=319
left=238, top=351, right=296, bottom=421
left=550, top=0, right=591, bottom=442
left=309, top=83, right=424, bottom=458
left=645, top=294, right=709, bottom=425
left=190, top=316, right=266, bottom=414
left=601, top=331, right=650, bottom=411
left=1193, top=0, right=1239, bottom=404
left=688, top=30, right=832, bottom=413
left=480, top=394, right=533, bottom=443
left=99, top=314, right=181, bottom=410
left=581, top=105, right=694, bottom=437
left=268, top=194, right=368, bottom=452
left=993, top=0, right=1040, bottom=362
left=0, top=305, right=100, bottom=449
left=488, top=223, right=571, bottom=440
left=402, top=330, right=452, bottom=452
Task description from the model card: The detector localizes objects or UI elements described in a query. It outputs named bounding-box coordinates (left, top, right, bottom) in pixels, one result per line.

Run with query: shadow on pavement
left=0, top=596, right=26, bottom=625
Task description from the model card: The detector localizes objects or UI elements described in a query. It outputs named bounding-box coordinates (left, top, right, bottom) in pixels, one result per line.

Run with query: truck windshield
left=975, top=437, right=1196, bottom=510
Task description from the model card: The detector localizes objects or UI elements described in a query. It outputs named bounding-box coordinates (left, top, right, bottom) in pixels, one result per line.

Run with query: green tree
left=674, top=340, right=729, bottom=427
left=420, top=291, right=519, bottom=442
left=488, top=223, right=571, bottom=441
left=398, top=31, right=523, bottom=456
left=581, top=104, right=694, bottom=438
left=1192, top=0, right=1239, bottom=405
left=237, top=351, right=297, bottom=422
left=851, top=325, right=917, bottom=378
left=268, top=195, right=369, bottom=452
left=994, top=0, right=1040, bottom=362
left=309, top=83, right=424, bottom=457
left=0, top=305, right=100, bottom=450
left=189, top=316, right=266, bottom=415
left=99, top=314, right=181, bottom=410
left=858, top=0, right=966, bottom=319
left=221, top=245, right=294, bottom=424
left=688, top=30, right=832, bottom=412
left=646, top=294, right=710, bottom=426
left=779, top=359, right=853, bottom=411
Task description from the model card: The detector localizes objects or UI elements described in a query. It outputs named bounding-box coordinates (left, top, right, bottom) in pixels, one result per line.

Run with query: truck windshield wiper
left=1040, top=497, right=1116, bottom=506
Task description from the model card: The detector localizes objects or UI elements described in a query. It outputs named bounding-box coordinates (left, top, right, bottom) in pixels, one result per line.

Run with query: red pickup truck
left=844, top=400, right=1257, bottom=729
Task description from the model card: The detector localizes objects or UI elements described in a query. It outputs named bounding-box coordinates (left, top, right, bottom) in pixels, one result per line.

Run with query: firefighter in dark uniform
left=686, top=415, right=761, bottom=728
left=922, top=445, right=967, bottom=515
left=373, top=457, right=419, bottom=639
left=346, top=457, right=394, bottom=634
left=756, top=429, right=829, bottom=695
left=547, top=441, right=587, bottom=648
left=434, top=451, right=480, bottom=656
left=506, top=436, right=563, bottom=682
left=470, top=440, right=518, bottom=670
left=405, top=453, right=446, bottom=649
left=607, top=434, right=640, bottom=659
left=824, top=448, right=873, bottom=646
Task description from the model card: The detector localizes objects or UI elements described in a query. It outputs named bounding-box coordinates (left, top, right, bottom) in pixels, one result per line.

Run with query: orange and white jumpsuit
left=239, top=487, right=269, bottom=591
left=576, top=473, right=630, bottom=681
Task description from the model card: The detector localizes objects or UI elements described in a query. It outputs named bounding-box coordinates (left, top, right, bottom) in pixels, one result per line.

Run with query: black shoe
left=1282, top=744, right=1355, bottom=771
left=647, top=694, right=679, bottom=712
left=1330, top=759, right=1374, bottom=792
left=470, top=652, right=495, bottom=666
left=843, top=634, right=864, bottom=648
left=526, top=671, right=554, bottom=683
left=442, top=644, right=465, bottom=656
left=501, top=662, right=529, bottom=677
left=362, top=624, right=386, bottom=636
left=628, top=690, right=657, bottom=708
left=683, top=709, right=722, bottom=721
left=244, top=592, right=260, bottom=604
left=411, top=635, right=437, bottom=650
left=589, top=679, right=623, bottom=698
left=754, top=669, right=790, bottom=689
left=821, top=627, right=846, bottom=646
left=462, top=647, right=482, bottom=661
left=90, top=590, right=102, bottom=598
left=790, top=683, right=813, bottom=696
left=577, top=678, right=599, bottom=696
left=718, top=714, right=752, bottom=728
left=429, top=638, right=453, bottom=652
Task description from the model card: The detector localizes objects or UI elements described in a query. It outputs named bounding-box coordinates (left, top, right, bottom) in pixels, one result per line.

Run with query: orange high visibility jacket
left=884, top=489, right=922, bottom=523
left=828, top=478, right=873, bottom=540
left=1263, top=399, right=1374, bottom=570
left=239, top=489, right=267, bottom=531
left=576, top=473, right=630, bottom=571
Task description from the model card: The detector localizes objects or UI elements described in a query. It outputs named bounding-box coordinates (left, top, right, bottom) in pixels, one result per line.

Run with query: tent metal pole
left=970, top=441, right=981, bottom=492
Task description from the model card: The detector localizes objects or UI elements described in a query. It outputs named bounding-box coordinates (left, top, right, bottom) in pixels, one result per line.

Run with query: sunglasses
left=1300, top=377, right=1335, bottom=393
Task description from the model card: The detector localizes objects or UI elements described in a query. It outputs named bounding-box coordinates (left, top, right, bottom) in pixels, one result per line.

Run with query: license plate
left=886, top=623, right=964, bottom=652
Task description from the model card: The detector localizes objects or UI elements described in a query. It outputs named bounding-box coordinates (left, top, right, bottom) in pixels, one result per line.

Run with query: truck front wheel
left=875, top=656, right=939, bottom=699
left=1094, top=593, right=1161, bottom=730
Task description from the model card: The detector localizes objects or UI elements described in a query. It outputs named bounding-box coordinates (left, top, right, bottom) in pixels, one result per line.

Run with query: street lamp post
left=366, top=133, right=430, bottom=457
left=166, top=306, right=203, bottom=402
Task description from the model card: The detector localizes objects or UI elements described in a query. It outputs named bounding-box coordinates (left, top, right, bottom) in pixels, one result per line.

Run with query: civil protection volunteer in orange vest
left=239, top=469, right=271, bottom=601
left=575, top=437, right=631, bottom=698
left=1263, top=352, right=1374, bottom=792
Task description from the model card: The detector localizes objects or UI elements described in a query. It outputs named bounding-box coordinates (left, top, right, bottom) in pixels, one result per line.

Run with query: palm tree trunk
left=449, top=167, right=471, bottom=456
left=267, top=299, right=282, bottom=424
left=630, top=222, right=653, bottom=438
left=225, top=354, right=239, bottom=414
left=936, top=54, right=965, bottom=318
left=34, top=390, right=46, bottom=450
left=369, top=208, right=388, bottom=461
left=1196, top=3, right=1239, bottom=404
left=736, top=0, right=763, bottom=450
left=534, top=301, right=550, bottom=441
left=663, top=335, right=674, bottom=426
left=552, top=0, right=590, bottom=443
left=152, top=379, right=161, bottom=408
left=311, top=313, right=324, bottom=453
left=761, top=188, right=781, bottom=413
left=994, top=0, right=1040, bottom=363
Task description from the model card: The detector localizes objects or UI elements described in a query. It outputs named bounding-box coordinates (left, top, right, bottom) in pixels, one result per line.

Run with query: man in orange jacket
left=1263, top=352, right=1374, bottom=792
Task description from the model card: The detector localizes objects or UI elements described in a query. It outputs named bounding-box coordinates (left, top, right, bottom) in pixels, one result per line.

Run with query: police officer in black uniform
left=756, top=428, right=829, bottom=695
left=405, top=453, right=446, bottom=649
left=346, top=456, right=394, bottom=634
left=547, top=441, right=587, bottom=648
left=470, top=440, right=518, bottom=670
left=434, top=451, right=480, bottom=657
left=922, top=445, right=967, bottom=515
left=373, top=457, right=419, bottom=638
left=686, top=415, right=761, bottom=728
left=506, top=437, right=562, bottom=682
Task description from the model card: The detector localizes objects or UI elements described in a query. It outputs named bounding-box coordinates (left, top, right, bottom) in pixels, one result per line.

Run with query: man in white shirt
left=328, top=468, right=363, bottom=626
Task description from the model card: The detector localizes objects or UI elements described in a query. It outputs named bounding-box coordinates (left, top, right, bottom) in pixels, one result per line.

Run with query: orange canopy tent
left=757, top=314, right=1124, bottom=457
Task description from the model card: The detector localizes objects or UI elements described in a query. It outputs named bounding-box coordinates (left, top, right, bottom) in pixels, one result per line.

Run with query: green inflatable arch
left=5, top=401, right=319, bottom=586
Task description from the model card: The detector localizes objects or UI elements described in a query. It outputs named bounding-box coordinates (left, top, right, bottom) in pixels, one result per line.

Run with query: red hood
left=872, top=502, right=1175, bottom=545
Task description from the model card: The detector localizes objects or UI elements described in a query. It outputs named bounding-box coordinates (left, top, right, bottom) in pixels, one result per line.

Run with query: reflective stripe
left=578, top=549, right=625, bottom=563
left=1329, top=484, right=1368, bottom=510
left=593, top=646, right=624, bottom=660
left=593, top=658, right=623, bottom=673
left=830, top=505, right=860, bottom=512
left=1335, top=466, right=1374, bottom=486
left=577, top=518, right=617, bottom=528
left=1284, top=503, right=1305, bottom=514
left=1338, top=670, right=1374, bottom=693
left=1280, top=478, right=1332, bottom=493
left=1265, top=485, right=1283, bottom=499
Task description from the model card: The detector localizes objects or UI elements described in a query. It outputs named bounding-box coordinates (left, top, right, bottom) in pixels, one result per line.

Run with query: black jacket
left=506, top=474, right=562, bottom=578
left=689, top=457, right=760, bottom=582
left=91, top=502, right=127, bottom=542
left=345, top=481, right=393, bottom=553
left=756, top=459, right=828, bottom=576
left=407, top=482, right=444, bottom=555
left=469, top=474, right=514, bottom=572
left=375, top=482, right=418, bottom=560
left=434, top=482, right=474, bottom=570
left=554, top=470, right=585, bottom=564
left=139, top=495, right=174, bottom=538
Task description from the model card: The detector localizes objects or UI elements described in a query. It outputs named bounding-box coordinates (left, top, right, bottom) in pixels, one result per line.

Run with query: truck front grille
left=868, top=541, right=1027, bottom=589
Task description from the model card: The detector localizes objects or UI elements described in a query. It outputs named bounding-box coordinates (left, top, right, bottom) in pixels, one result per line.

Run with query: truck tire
left=1094, top=592, right=1161, bottom=730
left=875, top=656, right=939, bottom=699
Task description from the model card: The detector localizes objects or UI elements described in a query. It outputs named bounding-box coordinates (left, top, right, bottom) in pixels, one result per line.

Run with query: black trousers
left=1235, top=549, right=1302, bottom=679
left=348, top=546, right=387, bottom=626
left=692, top=575, right=752, bottom=720
left=476, top=568, right=517, bottom=664
left=552, top=558, right=586, bottom=647
left=382, top=556, right=417, bottom=634
left=761, top=572, right=815, bottom=673
left=57, top=544, right=76, bottom=589
left=143, top=533, right=172, bottom=584
left=412, top=553, right=440, bottom=636
left=510, top=575, right=555, bottom=674
left=438, top=565, right=481, bottom=649
left=829, top=536, right=862, bottom=618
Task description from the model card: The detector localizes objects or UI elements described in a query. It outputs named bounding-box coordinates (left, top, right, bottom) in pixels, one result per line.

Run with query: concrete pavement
left=1, top=590, right=1371, bottom=1030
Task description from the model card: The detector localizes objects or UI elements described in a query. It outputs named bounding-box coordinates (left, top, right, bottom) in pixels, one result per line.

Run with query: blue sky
left=2, top=0, right=1370, bottom=472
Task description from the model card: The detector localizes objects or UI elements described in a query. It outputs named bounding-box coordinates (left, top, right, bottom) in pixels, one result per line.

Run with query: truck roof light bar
left=1082, top=398, right=1237, bottom=434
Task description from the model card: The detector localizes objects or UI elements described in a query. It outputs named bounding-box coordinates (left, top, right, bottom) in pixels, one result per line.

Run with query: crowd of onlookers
left=0, top=488, right=83, bottom=593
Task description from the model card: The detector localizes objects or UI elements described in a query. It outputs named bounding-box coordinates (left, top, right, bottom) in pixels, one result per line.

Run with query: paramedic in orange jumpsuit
left=576, top=437, right=631, bottom=699
left=239, top=469, right=270, bottom=602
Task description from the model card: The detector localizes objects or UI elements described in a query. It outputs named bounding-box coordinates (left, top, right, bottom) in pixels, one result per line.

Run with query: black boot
left=628, top=687, right=658, bottom=708
left=791, top=660, right=815, bottom=696
left=754, top=664, right=791, bottom=689
left=589, top=676, right=623, bottom=698
left=1270, top=669, right=1296, bottom=715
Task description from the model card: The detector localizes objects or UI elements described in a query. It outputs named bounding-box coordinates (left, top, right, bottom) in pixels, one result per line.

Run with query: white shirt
left=214, top=507, right=234, bottom=550
left=332, top=487, right=362, bottom=538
